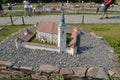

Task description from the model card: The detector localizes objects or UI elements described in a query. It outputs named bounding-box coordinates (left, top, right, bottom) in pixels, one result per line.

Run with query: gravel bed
left=0, top=28, right=115, bottom=71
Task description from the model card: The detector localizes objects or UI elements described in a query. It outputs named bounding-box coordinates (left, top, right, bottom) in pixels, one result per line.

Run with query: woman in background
left=23, top=0, right=30, bottom=17
left=0, top=4, right=4, bottom=16
left=100, top=0, right=112, bottom=19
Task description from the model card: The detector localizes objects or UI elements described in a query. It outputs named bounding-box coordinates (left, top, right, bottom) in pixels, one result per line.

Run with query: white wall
left=16, top=42, right=59, bottom=52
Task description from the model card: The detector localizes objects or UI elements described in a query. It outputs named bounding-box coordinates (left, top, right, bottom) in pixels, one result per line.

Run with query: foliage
left=111, top=40, right=120, bottom=62
left=111, top=40, right=120, bottom=48
left=66, top=34, right=71, bottom=46
left=112, top=78, right=120, bottom=80
left=29, top=36, right=57, bottom=46
left=52, top=75, right=64, bottom=80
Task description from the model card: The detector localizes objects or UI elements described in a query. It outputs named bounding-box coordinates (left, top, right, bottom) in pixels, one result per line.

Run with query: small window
left=62, top=31, right=64, bottom=34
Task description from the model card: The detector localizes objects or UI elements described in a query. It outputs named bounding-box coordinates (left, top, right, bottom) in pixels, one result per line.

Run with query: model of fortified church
left=15, top=8, right=79, bottom=55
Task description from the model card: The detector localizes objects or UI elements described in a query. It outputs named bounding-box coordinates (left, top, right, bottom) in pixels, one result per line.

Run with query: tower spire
left=59, top=1, right=66, bottom=27
left=61, top=7, right=65, bottom=24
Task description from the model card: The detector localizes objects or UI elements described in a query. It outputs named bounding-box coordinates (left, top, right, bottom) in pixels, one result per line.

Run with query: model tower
left=58, top=2, right=66, bottom=53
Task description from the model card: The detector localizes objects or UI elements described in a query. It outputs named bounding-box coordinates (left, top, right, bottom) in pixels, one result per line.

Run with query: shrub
left=111, top=40, right=120, bottom=48
left=52, top=75, right=64, bottom=80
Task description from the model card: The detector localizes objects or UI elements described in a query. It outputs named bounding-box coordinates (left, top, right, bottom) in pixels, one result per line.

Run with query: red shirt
left=104, top=0, right=111, bottom=5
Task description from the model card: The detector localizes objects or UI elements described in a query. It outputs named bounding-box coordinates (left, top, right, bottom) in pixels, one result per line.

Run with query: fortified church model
left=15, top=7, right=79, bottom=55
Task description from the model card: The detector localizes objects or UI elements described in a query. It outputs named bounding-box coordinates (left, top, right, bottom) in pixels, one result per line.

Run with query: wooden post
left=82, top=1, right=84, bottom=24
left=82, top=15, right=84, bottom=24
left=10, top=15, right=14, bottom=25
left=22, top=16, right=25, bottom=25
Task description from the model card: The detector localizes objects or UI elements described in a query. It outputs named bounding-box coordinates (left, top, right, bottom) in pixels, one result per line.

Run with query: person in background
left=23, top=0, right=30, bottom=17
left=8, top=3, right=12, bottom=10
left=0, top=4, right=4, bottom=16
left=99, top=0, right=111, bottom=19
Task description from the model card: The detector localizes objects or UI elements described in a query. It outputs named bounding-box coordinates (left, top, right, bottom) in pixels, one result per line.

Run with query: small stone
left=86, top=67, right=98, bottom=77
left=0, top=27, right=4, bottom=31
left=96, top=68, right=109, bottom=80
left=32, top=73, right=48, bottom=80
left=0, top=70, right=10, bottom=75
left=0, top=66, right=6, bottom=70
left=87, top=67, right=110, bottom=80
left=64, top=75, right=81, bottom=80
left=38, top=76, right=48, bottom=80
left=108, top=70, right=115, bottom=76
left=20, top=66, right=33, bottom=73
left=39, top=64, right=59, bottom=73
left=72, top=67, right=87, bottom=77
left=12, top=66, right=20, bottom=71
left=110, top=68, right=120, bottom=78
left=31, top=72, right=41, bottom=79
left=60, top=68, right=73, bottom=75
left=0, top=61, right=12, bottom=67
left=108, top=53, right=118, bottom=61
left=20, top=66, right=32, bottom=71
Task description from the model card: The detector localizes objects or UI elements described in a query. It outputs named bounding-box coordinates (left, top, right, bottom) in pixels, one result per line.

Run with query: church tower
left=58, top=3, right=66, bottom=53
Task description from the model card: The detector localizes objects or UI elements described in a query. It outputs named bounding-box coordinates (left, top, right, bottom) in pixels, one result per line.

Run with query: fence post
left=81, top=1, right=84, bottom=24
left=22, top=16, right=25, bottom=25
left=82, top=15, right=84, bottom=24
left=10, top=15, right=14, bottom=25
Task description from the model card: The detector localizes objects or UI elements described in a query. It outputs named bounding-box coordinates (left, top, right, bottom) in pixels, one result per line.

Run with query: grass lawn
left=70, top=23, right=120, bottom=45
left=0, top=24, right=31, bottom=42
left=2, top=11, right=120, bottom=17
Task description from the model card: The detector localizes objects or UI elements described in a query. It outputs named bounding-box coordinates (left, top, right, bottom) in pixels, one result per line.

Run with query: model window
left=62, top=31, right=64, bottom=34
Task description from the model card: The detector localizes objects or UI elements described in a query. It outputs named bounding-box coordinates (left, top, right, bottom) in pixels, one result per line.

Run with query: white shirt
left=23, top=0, right=29, bottom=8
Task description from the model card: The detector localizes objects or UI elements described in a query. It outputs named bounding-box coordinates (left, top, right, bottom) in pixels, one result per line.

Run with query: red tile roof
left=36, top=21, right=72, bottom=34
left=36, top=21, right=58, bottom=34
left=22, top=27, right=37, bottom=42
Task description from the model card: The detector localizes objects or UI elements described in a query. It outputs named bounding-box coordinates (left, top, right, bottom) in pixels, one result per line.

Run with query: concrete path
left=0, top=15, right=120, bottom=25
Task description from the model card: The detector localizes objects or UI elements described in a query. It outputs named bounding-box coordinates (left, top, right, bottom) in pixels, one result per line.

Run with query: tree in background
left=0, top=0, right=117, bottom=3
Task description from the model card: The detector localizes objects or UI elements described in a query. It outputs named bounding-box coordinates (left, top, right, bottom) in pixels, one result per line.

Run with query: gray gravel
left=0, top=28, right=115, bottom=71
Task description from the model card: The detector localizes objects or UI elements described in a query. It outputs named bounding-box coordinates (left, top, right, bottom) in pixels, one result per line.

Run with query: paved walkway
left=0, top=15, right=120, bottom=25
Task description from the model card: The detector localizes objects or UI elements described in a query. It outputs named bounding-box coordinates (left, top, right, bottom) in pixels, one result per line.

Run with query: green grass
left=5, top=12, right=24, bottom=17
left=52, top=75, right=64, bottom=80
left=29, top=36, right=57, bottom=46
left=0, top=24, right=31, bottom=42
left=112, top=78, right=120, bottom=80
left=2, top=10, right=120, bottom=17
left=29, top=34, right=71, bottom=47
left=71, top=23, right=120, bottom=45
left=3, top=3, right=41, bottom=10
left=3, top=5, right=24, bottom=10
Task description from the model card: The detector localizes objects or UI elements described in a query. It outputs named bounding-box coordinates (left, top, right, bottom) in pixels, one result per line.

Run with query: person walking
left=8, top=3, right=12, bottom=10
left=0, top=4, right=4, bottom=16
left=23, top=0, right=30, bottom=17
left=99, top=0, right=112, bottom=19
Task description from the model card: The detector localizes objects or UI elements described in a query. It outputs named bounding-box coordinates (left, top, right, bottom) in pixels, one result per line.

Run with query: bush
left=111, top=40, right=120, bottom=48
left=112, top=78, right=120, bottom=80
left=52, top=75, right=64, bottom=80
